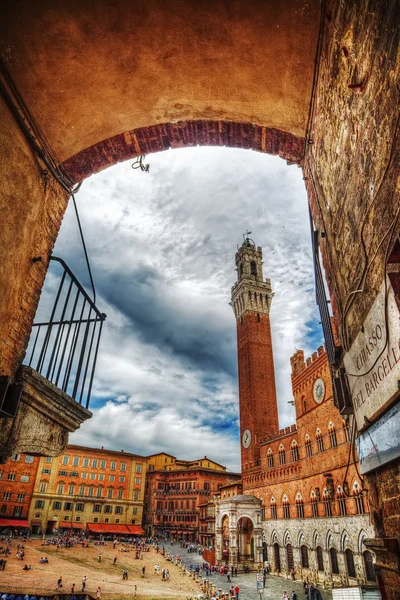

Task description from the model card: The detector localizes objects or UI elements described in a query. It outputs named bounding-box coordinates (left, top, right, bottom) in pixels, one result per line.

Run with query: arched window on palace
left=363, top=551, right=376, bottom=582
left=267, top=449, right=274, bottom=468
left=323, top=489, right=332, bottom=517
left=250, top=261, right=257, bottom=276
left=345, top=549, right=356, bottom=578
left=301, top=545, right=309, bottom=568
left=291, top=441, right=299, bottom=462
left=316, top=429, right=324, bottom=452
left=316, top=546, right=324, bottom=571
left=328, top=422, right=337, bottom=448
left=353, top=482, right=365, bottom=514
left=283, top=495, right=290, bottom=519
left=337, top=486, right=347, bottom=516
left=296, top=493, right=304, bottom=518
left=270, top=497, right=277, bottom=520
left=279, top=445, right=286, bottom=465
left=107, top=487, right=113, bottom=499
left=330, top=548, right=339, bottom=574
left=305, top=435, right=312, bottom=457
left=311, top=491, right=318, bottom=517
left=118, top=487, right=124, bottom=500
left=97, top=486, right=103, bottom=498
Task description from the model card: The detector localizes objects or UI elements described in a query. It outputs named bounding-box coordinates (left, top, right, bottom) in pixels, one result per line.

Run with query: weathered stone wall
left=304, top=0, right=400, bottom=348
left=302, top=3, right=400, bottom=597
left=0, top=96, right=68, bottom=377
left=263, top=514, right=375, bottom=586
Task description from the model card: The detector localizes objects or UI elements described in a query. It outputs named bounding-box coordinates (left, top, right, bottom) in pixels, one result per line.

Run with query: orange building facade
left=144, top=454, right=240, bottom=542
left=0, top=453, right=40, bottom=529
left=27, top=445, right=146, bottom=536
left=215, top=240, right=377, bottom=590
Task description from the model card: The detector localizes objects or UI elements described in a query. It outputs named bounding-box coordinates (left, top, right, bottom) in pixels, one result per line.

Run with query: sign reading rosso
left=344, top=279, right=400, bottom=430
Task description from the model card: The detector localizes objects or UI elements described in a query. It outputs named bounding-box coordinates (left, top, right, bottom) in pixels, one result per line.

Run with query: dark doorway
left=274, top=543, right=281, bottom=572
left=263, top=542, right=268, bottom=562
left=316, top=546, right=324, bottom=571
left=286, top=543, right=294, bottom=571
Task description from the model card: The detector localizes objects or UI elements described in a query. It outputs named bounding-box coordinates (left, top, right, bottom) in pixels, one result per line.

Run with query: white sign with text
left=343, top=278, right=400, bottom=430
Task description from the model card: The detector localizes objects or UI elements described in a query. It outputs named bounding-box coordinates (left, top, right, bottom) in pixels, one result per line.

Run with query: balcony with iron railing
left=0, top=256, right=106, bottom=461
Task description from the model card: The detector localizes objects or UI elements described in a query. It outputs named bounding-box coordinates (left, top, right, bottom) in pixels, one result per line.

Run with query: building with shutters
left=215, top=239, right=377, bottom=590
left=143, top=453, right=241, bottom=541
left=0, top=452, right=40, bottom=530
left=27, top=445, right=146, bottom=536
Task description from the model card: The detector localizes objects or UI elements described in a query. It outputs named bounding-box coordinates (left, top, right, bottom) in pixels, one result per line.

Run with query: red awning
left=72, top=522, right=84, bottom=529
left=101, top=524, right=130, bottom=534
left=59, top=521, right=72, bottom=528
left=87, top=523, right=104, bottom=532
left=0, top=519, right=30, bottom=528
left=127, top=525, right=144, bottom=535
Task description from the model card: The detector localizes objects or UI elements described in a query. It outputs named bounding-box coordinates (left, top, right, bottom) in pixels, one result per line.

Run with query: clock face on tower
left=242, top=429, right=251, bottom=449
left=313, top=377, right=326, bottom=404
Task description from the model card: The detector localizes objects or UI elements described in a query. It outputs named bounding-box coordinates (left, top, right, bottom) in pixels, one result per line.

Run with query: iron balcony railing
left=26, top=256, right=106, bottom=409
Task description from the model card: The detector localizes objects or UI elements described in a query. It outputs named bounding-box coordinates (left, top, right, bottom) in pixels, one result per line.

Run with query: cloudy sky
left=38, top=147, right=323, bottom=472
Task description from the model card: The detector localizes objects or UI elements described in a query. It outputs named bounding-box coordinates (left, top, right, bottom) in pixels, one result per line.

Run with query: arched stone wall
left=60, top=121, right=305, bottom=184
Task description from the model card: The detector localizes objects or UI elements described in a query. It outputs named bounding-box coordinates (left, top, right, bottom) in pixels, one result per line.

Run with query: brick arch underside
left=60, top=120, right=305, bottom=184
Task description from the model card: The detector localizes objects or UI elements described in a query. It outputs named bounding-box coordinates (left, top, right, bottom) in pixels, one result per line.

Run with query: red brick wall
left=60, top=121, right=304, bottom=183
left=243, top=350, right=367, bottom=520
left=0, top=453, right=40, bottom=522
left=237, top=312, right=279, bottom=470
left=145, top=469, right=240, bottom=539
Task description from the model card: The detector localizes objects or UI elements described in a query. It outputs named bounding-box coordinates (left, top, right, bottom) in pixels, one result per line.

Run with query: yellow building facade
left=28, top=445, right=147, bottom=535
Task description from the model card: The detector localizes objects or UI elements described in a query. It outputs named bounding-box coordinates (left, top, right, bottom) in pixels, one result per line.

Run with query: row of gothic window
left=266, top=424, right=349, bottom=468
left=268, top=490, right=365, bottom=519
left=272, top=544, right=375, bottom=582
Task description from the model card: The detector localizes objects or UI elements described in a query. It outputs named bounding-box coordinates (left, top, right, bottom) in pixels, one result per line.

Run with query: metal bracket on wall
left=309, top=210, right=353, bottom=415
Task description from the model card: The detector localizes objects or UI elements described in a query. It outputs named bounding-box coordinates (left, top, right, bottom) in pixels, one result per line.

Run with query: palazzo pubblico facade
left=214, top=239, right=377, bottom=590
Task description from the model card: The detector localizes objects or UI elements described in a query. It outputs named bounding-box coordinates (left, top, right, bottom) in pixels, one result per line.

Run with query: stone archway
left=215, top=495, right=263, bottom=569
left=237, top=516, right=254, bottom=563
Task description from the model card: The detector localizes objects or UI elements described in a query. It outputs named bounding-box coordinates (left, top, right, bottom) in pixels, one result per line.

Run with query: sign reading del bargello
left=344, top=278, right=400, bottom=430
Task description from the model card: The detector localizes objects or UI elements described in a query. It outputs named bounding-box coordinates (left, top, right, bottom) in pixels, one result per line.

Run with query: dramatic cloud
left=42, top=147, right=323, bottom=471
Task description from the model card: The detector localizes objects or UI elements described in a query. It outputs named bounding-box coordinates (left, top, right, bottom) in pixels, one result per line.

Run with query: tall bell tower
left=231, top=237, right=279, bottom=471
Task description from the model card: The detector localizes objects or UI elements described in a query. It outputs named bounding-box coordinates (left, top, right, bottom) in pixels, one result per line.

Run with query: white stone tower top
left=231, top=238, right=273, bottom=320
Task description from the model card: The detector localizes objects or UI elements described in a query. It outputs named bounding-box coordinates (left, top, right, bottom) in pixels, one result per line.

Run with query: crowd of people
left=0, top=532, right=329, bottom=600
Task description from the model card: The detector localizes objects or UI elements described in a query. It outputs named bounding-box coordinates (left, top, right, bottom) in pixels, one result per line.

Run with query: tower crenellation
left=231, top=240, right=274, bottom=320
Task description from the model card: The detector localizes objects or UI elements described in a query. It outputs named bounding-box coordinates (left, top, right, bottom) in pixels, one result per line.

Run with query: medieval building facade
left=143, top=453, right=240, bottom=541
left=215, top=239, right=377, bottom=590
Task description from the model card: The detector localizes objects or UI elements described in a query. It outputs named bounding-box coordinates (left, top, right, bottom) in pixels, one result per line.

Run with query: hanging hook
left=132, top=155, right=150, bottom=173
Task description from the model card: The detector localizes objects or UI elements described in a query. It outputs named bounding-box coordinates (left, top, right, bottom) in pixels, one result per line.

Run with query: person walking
left=283, top=592, right=289, bottom=600
left=227, top=570, right=231, bottom=582
left=70, top=583, right=75, bottom=596
left=142, top=566, right=145, bottom=577
left=234, top=584, right=240, bottom=600
left=113, top=556, right=117, bottom=565
left=56, top=577, right=63, bottom=590
left=81, top=576, right=87, bottom=592
left=292, top=591, right=297, bottom=600
left=96, top=587, right=101, bottom=600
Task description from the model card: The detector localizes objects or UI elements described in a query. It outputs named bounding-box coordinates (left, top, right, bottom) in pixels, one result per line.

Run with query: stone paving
left=178, top=546, right=333, bottom=600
